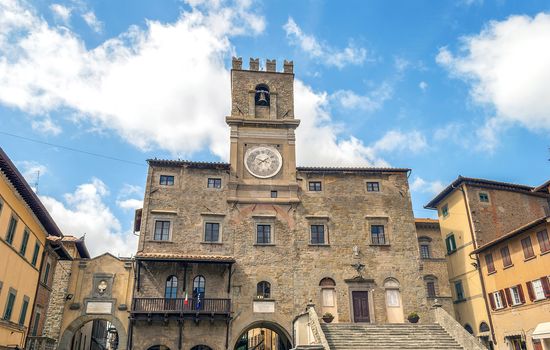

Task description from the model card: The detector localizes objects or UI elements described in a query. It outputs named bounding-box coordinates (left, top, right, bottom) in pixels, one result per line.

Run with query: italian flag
left=184, top=291, right=189, bottom=306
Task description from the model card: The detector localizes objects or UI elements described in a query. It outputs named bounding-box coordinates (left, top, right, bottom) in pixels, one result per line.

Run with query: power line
left=0, top=131, right=146, bottom=167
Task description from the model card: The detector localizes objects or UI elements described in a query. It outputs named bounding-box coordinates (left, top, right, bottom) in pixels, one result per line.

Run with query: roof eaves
left=296, top=166, right=410, bottom=173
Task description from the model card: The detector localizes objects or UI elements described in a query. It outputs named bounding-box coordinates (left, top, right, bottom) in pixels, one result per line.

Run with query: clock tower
left=226, top=57, right=300, bottom=204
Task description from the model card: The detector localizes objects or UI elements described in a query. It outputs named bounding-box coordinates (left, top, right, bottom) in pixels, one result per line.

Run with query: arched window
left=190, top=346, right=212, bottom=350
left=193, top=276, right=206, bottom=299
left=256, top=281, right=271, bottom=299
left=165, top=276, right=178, bottom=299
left=418, top=236, right=432, bottom=259
left=464, top=324, right=474, bottom=334
left=384, top=278, right=401, bottom=307
left=424, top=275, right=438, bottom=298
left=255, top=84, right=270, bottom=106
left=319, top=278, right=336, bottom=308
left=479, top=322, right=490, bottom=332
left=319, top=278, right=336, bottom=287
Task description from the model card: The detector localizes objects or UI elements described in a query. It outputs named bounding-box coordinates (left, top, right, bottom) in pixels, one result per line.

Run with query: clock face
left=244, top=146, right=283, bottom=178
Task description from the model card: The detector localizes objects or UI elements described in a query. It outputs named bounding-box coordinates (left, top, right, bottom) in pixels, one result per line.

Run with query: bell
left=257, top=90, right=268, bottom=105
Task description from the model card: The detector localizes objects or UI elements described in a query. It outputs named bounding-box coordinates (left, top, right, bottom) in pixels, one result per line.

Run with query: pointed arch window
left=165, top=276, right=178, bottom=299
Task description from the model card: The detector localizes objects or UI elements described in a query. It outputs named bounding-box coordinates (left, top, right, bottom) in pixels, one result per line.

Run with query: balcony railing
left=132, top=298, right=230, bottom=314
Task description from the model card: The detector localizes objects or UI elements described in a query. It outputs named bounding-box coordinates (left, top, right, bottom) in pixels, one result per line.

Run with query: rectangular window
left=493, top=291, right=504, bottom=309
left=18, top=297, right=29, bottom=325
left=371, top=225, right=386, bottom=245
left=366, top=182, right=380, bottom=192
left=427, top=281, right=436, bottom=297
left=441, top=204, right=449, bottom=217
left=501, top=246, right=513, bottom=267
left=207, top=178, right=222, bottom=188
left=31, top=311, right=41, bottom=336
left=445, top=235, right=457, bottom=254
left=270, top=190, right=278, bottom=198
left=532, top=279, right=545, bottom=300
left=537, top=230, right=550, bottom=253
left=6, top=216, right=17, bottom=244
left=3, top=290, right=16, bottom=321
left=256, top=225, right=271, bottom=244
left=204, top=223, right=220, bottom=242
left=309, top=181, right=322, bottom=191
left=31, top=243, right=40, bottom=266
left=510, top=286, right=522, bottom=305
left=310, top=225, right=325, bottom=244
left=479, top=192, right=490, bottom=202
left=43, top=262, right=51, bottom=285
left=485, top=253, right=496, bottom=274
left=159, top=175, right=174, bottom=186
left=420, top=245, right=430, bottom=259
left=153, top=220, right=170, bottom=241
left=454, top=281, right=465, bottom=301
left=521, top=237, right=535, bottom=259
left=20, top=230, right=30, bottom=256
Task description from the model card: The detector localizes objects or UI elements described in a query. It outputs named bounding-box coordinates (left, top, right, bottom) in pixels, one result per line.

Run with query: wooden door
left=352, top=291, right=370, bottom=322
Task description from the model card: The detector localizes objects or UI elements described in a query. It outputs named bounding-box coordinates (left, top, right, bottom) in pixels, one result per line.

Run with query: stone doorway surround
left=345, top=276, right=376, bottom=323
left=57, top=314, right=127, bottom=350
left=233, top=320, right=293, bottom=350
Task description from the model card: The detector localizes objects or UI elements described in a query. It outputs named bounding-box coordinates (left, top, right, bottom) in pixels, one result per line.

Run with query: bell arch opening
left=234, top=321, right=292, bottom=350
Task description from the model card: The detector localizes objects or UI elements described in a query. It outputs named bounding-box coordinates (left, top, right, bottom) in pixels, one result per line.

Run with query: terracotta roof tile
left=136, top=252, right=235, bottom=263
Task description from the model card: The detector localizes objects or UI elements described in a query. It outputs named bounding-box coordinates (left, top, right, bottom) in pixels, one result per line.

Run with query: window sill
left=524, top=255, right=536, bottom=262
left=147, top=240, right=174, bottom=243
left=487, top=270, right=497, bottom=276
left=369, top=243, right=390, bottom=247
left=254, top=243, right=275, bottom=246
left=540, top=250, right=550, bottom=256
left=453, top=298, right=467, bottom=304
left=253, top=298, right=275, bottom=302
left=446, top=250, right=457, bottom=256
left=503, top=264, right=514, bottom=270
left=201, top=241, right=223, bottom=245
left=309, top=243, right=330, bottom=247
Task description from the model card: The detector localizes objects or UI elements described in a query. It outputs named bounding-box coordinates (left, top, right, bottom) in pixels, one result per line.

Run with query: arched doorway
left=190, top=346, right=212, bottom=350
left=147, top=346, right=170, bottom=350
left=58, top=315, right=127, bottom=350
left=234, top=321, right=292, bottom=350
left=70, top=319, right=119, bottom=349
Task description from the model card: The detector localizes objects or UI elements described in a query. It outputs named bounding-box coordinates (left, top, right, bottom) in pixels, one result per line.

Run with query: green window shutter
left=6, top=217, right=17, bottom=244
left=31, top=243, right=40, bottom=266
left=450, top=235, right=456, bottom=251
left=445, top=237, right=451, bottom=253
left=20, top=230, right=30, bottom=255
left=3, top=292, right=16, bottom=320
left=19, top=298, right=29, bottom=325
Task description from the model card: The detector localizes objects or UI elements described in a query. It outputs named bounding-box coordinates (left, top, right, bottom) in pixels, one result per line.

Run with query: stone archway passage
left=147, top=346, right=171, bottom=350
left=190, top=346, right=212, bottom=350
left=234, top=321, right=292, bottom=350
left=58, top=314, right=128, bottom=350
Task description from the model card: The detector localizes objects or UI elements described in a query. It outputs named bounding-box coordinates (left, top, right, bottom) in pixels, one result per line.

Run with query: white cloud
left=419, top=81, right=428, bottom=91
left=40, top=178, right=138, bottom=257
left=31, top=117, right=62, bottom=135
left=82, top=11, right=102, bottom=33
left=50, top=4, right=71, bottom=24
left=372, top=130, right=428, bottom=153
left=283, top=17, right=367, bottom=68
left=331, top=82, right=393, bottom=112
left=410, top=176, right=445, bottom=195
left=0, top=0, right=265, bottom=159
left=437, top=13, right=550, bottom=149
left=117, top=198, right=143, bottom=211
left=16, top=161, right=47, bottom=190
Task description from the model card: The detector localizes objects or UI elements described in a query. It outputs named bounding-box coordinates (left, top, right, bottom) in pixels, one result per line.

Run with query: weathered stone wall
left=415, top=221, right=454, bottom=319
left=43, top=260, right=72, bottom=340
left=134, top=164, right=429, bottom=349
left=29, top=250, right=58, bottom=337
left=466, top=185, right=549, bottom=246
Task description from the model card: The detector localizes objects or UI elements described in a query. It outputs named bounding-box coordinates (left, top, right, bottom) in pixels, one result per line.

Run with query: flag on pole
left=184, top=291, right=189, bottom=306
left=196, top=293, right=201, bottom=310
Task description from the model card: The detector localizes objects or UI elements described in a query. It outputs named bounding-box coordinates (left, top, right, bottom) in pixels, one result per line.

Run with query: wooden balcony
left=131, top=297, right=231, bottom=316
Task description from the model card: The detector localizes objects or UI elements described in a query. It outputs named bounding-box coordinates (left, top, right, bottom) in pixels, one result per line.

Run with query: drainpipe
left=459, top=184, right=497, bottom=345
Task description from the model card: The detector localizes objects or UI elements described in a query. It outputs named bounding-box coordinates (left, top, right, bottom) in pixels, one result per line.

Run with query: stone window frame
left=201, top=213, right=225, bottom=244
left=383, top=278, right=401, bottom=308
left=3, top=287, right=17, bottom=321
left=418, top=236, right=432, bottom=259
left=319, top=277, right=336, bottom=308
left=42, top=260, right=51, bottom=285
left=308, top=181, right=323, bottom=192
left=206, top=178, right=222, bottom=189
left=31, top=242, right=40, bottom=266
left=366, top=181, right=381, bottom=193
left=20, top=228, right=30, bottom=257
left=306, top=216, right=330, bottom=246
left=365, top=216, right=390, bottom=246
left=159, top=174, right=175, bottom=186
left=445, top=233, right=457, bottom=254
left=424, top=275, right=439, bottom=298
left=5, top=214, right=18, bottom=245
left=151, top=218, right=173, bottom=242
left=453, top=280, right=465, bottom=303
left=18, top=295, right=30, bottom=326
left=441, top=204, right=449, bottom=218
left=31, top=307, right=42, bottom=336
left=256, top=280, right=272, bottom=300
left=253, top=215, right=276, bottom=246
left=478, top=191, right=490, bottom=203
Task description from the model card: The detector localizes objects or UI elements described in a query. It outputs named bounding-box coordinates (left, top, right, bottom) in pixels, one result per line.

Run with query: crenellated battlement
left=232, top=57, right=294, bottom=73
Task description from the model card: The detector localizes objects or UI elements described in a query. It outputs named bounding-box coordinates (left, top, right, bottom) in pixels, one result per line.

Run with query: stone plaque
left=253, top=301, right=275, bottom=313
left=86, top=301, right=112, bottom=314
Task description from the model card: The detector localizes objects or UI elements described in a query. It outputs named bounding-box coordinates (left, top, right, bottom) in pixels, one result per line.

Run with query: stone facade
left=415, top=219, right=454, bottom=318
left=131, top=59, right=433, bottom=350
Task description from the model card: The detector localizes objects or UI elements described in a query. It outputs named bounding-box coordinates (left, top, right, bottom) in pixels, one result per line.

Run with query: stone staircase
left=320, top=323, right=465, bottom=350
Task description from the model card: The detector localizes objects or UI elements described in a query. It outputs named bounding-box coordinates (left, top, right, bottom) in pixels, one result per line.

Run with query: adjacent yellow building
left=426, top=176, right=550, bottom=349
left=0, top=147, right=64, bottom=349
left=473, top=216, right=550, bottom=350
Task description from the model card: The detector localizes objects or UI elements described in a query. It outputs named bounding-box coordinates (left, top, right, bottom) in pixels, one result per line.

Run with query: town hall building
left=129, top=58, right=447, bottom=350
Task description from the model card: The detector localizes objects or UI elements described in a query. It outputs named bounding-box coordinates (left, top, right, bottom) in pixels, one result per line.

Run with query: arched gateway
left=58, top=314, right=127, bottom=349
left=234, top=321, right=292, bottom=350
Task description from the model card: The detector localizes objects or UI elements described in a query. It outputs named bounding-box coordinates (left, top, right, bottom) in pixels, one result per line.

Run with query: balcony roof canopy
left=136, top=252, right=235, bottom=264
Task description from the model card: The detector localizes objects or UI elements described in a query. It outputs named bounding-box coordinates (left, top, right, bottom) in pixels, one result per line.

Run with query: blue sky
left=1, top=0, right=549, bottom=256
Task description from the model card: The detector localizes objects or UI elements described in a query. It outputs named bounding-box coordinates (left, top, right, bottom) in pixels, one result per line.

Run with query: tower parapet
left=231, top=57, right=293, bottom=74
